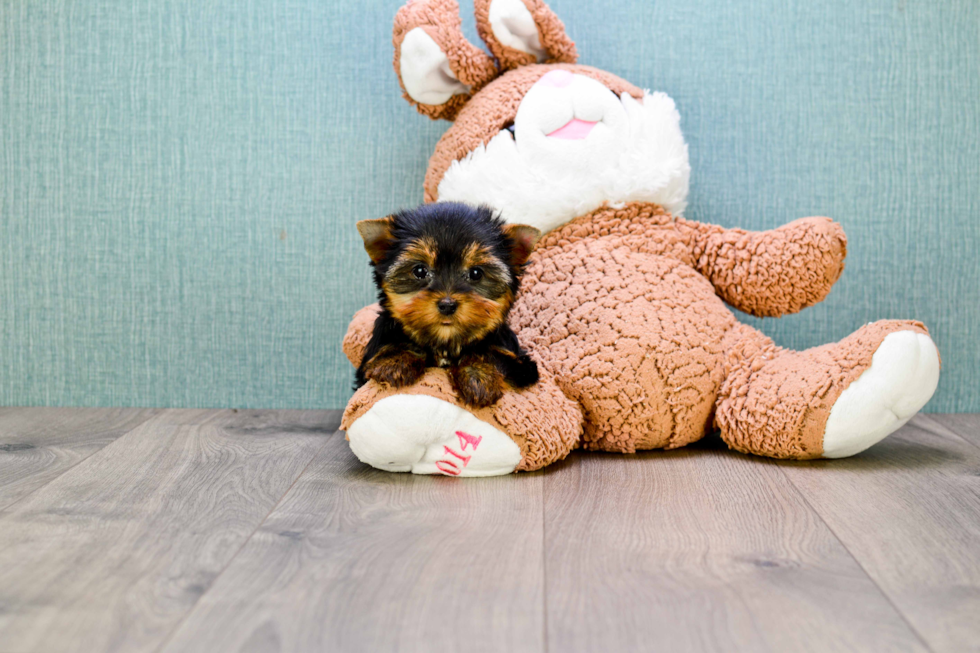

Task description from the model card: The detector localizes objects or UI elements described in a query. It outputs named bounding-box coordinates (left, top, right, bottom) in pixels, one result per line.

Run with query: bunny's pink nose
left=537, top=69, right=574, bottom=88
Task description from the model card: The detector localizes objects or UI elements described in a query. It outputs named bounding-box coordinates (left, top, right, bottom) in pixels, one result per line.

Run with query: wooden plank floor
left=0, top=409, right=977, bottom=653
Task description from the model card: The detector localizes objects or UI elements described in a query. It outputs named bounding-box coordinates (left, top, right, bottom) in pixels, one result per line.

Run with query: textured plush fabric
left=513, top=204, right=737, bottom=453
left=0, top=0, right=976, bottom=410
left=473, top=0, right=578, bottom=70
left=716, top=319, right=931, bottom=459
left=341, top=0, right=941, bottom=467
left=393, top=0, right=498, bottom=120
left=343, top=304, right=382, bottom=369
left=342, top=352, right=583, bottom=471
left=345, top=202, right=919, bottom=462
left=677, top=216, right=847, bottom=318
left=342, top=303, right=582, bottom=470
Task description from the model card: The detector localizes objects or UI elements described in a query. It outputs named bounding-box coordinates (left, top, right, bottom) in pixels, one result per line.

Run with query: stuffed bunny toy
left=340, top=0, right=940, bottom=476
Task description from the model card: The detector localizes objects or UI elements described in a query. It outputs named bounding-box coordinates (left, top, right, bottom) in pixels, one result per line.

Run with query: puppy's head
left=357, top=203, right=539, bottom=351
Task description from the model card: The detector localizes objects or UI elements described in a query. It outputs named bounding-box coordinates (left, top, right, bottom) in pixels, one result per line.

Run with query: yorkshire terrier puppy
left=355, top=202, right=541, bottom=407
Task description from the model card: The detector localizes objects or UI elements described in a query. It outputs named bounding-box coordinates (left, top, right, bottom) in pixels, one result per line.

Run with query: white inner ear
left=488, top=0, right=546, bottom=61
left=400, top=27, right=470, bottom=106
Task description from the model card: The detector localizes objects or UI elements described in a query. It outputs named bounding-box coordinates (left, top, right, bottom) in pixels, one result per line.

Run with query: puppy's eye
left=468, top=267, right=484, bottom=282
left=502, top=121, right=515, bottom=136
left=412, top=264, right=428, bottom=280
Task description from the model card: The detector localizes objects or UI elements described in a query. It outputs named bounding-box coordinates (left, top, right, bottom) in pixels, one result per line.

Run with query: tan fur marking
left=491, top=345, right=518, bottom=359
left=386, top=290, right=420, bottom=314
left=389, top=291, right=445, bottom=343
left=454, top=292, right=509, bottom=340
left=356, top=216, right=395, bottom=264
left=391, top=287, right=509, bottom=352
left=503, top=224, right=542, bottom=266
left=395, top=237, right=438, bottom=270
left=462, top=242, right=512, bottom=282
left=461, top=242, right=492, bottom=268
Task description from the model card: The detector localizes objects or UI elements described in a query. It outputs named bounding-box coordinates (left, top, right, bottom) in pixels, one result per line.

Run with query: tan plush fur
left=342, top=202, right=928, bottom=468
left=343, top=0, right=938, bottom=472
left=343, top=312, right=583, bottom=471
left=392, top=0, right=498, bottom=120
left=473, top=0, right=578, bottom=70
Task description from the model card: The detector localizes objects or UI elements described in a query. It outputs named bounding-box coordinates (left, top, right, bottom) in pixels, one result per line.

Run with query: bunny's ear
left=393, top=0, right=500, bottom=121
left=474, top=0, right=578, bottom=71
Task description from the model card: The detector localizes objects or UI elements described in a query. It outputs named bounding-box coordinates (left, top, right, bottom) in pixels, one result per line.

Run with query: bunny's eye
left=412, top=265, right=428, bottom=280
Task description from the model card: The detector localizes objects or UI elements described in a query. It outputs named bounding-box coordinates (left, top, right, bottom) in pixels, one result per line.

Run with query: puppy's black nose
left=437, top=297, right=458, bottom=316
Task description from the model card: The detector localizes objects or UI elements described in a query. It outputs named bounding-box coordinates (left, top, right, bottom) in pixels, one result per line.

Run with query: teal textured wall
left=1, top=0, right=977, bottom=411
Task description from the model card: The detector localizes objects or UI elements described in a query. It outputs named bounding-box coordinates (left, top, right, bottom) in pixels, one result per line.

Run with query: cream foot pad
left=346, top=394, right=522, bottom=476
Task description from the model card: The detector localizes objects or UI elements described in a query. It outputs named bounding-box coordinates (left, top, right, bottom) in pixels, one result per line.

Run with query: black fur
left=368, top=202, right=525, bottom=298
left=355, top=203, right=538, bottom=402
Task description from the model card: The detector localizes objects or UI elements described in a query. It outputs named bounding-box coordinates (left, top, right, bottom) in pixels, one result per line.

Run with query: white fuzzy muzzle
left=437, top=73, right=691, bottom=234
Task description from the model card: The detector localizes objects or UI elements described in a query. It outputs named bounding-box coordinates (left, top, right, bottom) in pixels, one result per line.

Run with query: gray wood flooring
left=0, top=409, right=977, bottom=653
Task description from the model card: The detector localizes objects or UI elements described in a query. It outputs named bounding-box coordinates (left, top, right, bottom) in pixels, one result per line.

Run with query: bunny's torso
left=511, top=203, right=738, bottom=452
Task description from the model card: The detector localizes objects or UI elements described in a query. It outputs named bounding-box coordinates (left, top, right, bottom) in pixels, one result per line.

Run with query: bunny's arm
left=675, top=216, right=847, bottom=318
left=343, top=304, right=382, bottom=368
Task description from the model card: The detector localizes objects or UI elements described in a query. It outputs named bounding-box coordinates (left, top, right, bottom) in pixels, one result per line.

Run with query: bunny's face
left=393, top=0, right=691, bottom=234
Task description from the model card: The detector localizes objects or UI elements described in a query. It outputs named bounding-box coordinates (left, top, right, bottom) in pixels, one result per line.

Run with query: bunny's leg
left=341, top=304, right=582, bottom=475
left=716, top=321, right=939, bottom=459
left=342, top=369, right=582, bottom=475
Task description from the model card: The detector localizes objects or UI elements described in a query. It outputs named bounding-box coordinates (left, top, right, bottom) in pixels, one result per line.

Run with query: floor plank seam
left=0, top=410, right=159, bottom=514
left=151, top=427, right=340, bottom=653
left=541, top=475, right=550, bottom=653
left=773, top=463, right=937, bottom=653
left=921, top=414, right=980, bottom=454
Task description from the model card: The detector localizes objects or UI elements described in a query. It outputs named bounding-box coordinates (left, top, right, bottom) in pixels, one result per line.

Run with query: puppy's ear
left=503, top=223, right=541, bottom=266
left=474, top=0, right=578, bottom=71
left=357, top=217, right=396, bottom=265
left=394, top=0, right=500, bottom=121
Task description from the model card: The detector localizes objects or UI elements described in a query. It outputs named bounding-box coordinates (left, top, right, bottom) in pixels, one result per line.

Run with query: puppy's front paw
left=363, top=347, right=426, bottom=388
left=449, top=357, right=504, bottom=408
left=489, top=346, right=539, bottom=389
left=508, top=354, right=539, bottom=388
